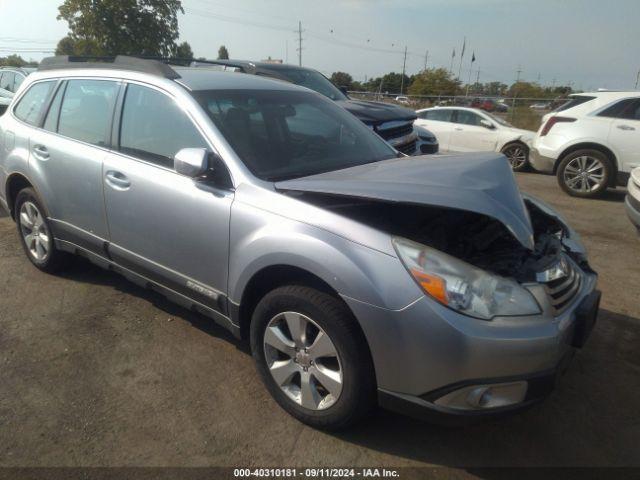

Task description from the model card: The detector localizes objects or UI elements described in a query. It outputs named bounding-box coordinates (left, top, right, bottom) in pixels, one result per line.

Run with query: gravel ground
left=0, top=172, right=638, bottom=472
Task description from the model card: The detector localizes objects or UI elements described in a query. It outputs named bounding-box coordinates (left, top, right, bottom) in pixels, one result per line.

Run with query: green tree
left=217, top=45, right=229, bottom=60
left=408, top=68, right=460, bottom=96
left=57, top=0, right=184, bottom=56
left=330, top=72, right=353, bottom=89
left=175, top=41, right=194, bottom=59
left=55, top=35, right=102, bottom=56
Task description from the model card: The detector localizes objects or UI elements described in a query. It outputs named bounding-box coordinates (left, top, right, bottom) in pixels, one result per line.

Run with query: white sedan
left=415, top=106, right=534, bottom=171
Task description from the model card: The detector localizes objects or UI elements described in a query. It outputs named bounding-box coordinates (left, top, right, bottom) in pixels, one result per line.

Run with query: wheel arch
left=5, top=172, right=35, bottom=220
left=554, top=142, right=618, bottom=186
left=234, top=264, right=347, bottom=341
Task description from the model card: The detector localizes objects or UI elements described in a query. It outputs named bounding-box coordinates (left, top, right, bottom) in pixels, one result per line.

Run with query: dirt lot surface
left=0, top=172, right=639, bottom=472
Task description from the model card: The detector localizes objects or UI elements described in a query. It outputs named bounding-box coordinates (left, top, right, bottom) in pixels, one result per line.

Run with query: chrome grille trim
left=541, top=255, right=583, bottom=315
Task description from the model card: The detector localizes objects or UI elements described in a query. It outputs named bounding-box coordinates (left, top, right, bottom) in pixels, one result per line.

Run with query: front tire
left=250, top=285, right=376, bottom=430
left=15, top=188, right=70, bottom=273
left=501, top=142, right=529, bottom=172
left=556, top=149, right=611, bottom=198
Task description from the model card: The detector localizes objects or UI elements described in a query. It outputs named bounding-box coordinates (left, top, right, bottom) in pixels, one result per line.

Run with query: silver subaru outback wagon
left=0, top=57, right=600, bottom=429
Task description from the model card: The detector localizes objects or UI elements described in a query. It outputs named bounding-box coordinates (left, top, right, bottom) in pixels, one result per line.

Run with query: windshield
left=484, top=111, right=513, bottom=127
left=268, top=68, right=348, bottom=101
left=193, top=89, right=397, bottom=181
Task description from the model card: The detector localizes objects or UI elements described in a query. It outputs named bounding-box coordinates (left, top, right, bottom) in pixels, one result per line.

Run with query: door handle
left=105, top=171, right=131, bottom=190
left=32, top=145, right=49, bottom=160
left=454, top=127, right=463, bottom=131
left=617, top=124, right=635, bottom=131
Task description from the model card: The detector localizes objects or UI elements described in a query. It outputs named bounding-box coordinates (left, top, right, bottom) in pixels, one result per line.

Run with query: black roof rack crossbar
left=38, top=55, right=181, bottom=80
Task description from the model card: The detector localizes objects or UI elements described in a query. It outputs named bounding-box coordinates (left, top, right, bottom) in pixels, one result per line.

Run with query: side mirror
left=174, top=148, right=209, bottom=178
left=339, top=85, right=349, bottom=96
left=480, top=119, right=495, bottom=130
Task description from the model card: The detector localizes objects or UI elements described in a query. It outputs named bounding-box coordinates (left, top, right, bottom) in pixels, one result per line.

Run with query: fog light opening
left=434, top=381, right=528, bottom=411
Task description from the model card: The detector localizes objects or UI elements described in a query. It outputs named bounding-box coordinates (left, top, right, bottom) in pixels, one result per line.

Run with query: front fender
left=228, top=198, right=422, bottom=311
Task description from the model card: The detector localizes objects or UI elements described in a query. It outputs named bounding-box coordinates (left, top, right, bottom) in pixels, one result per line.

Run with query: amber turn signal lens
left=410, top=268, right=448, bottom=304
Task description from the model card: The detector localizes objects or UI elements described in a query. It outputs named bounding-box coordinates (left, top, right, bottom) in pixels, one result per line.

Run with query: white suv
left=530, top=91, right=640, bottom=198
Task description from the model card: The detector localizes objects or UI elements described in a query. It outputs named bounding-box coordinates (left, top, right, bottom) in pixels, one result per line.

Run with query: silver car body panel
left=0, top=66, right=598, bottom=410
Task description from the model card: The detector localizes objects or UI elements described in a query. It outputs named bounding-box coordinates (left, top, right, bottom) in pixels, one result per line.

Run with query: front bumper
left=529, top=146, right=556, bottom=173
left=343, top=260, right=599, bottom=422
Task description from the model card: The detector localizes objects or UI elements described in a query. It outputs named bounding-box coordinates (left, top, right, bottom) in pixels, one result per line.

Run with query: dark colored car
left=191, top=60, right=437, bottom=156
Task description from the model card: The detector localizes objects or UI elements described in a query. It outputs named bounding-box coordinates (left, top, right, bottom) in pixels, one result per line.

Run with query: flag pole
left=466, top=52, right=475, bottom=96
left=457, top=37, right=466, bottom=81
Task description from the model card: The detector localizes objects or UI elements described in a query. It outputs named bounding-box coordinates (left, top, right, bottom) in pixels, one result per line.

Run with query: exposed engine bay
left=285, top=191, right=576, bottom=283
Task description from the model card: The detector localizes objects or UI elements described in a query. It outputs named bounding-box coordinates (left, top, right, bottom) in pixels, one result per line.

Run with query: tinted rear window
left=57, top=79, right=119, bottom=146
left=13, top=81, right=55, bottom=126
left=553, top=96, right=596, bottom=113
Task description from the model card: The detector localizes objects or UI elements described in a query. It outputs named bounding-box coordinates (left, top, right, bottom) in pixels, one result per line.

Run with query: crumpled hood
left=335, top=99, right=417, bottom=124
left=275, top=153, right=535, bottom=250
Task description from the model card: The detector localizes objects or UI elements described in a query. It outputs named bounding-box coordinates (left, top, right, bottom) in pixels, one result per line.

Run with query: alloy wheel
left=19, top=201, right=50, bottom=262
left=563, top=155, right=605, bottom=193
left=503, top=145, right=527, bottom=170
left=263, top=311, right=343, bottom=411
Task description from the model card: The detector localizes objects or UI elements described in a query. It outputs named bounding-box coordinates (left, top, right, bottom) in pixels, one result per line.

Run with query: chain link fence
left=347, top=92, right=566, bottom=132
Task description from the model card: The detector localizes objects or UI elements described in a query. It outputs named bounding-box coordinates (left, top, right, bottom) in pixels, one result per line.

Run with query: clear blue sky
left=1, top=0, right=638, bottom=90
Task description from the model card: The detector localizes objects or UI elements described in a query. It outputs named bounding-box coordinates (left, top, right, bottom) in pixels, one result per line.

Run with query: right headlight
left=393, top=237, right=541, bottom=320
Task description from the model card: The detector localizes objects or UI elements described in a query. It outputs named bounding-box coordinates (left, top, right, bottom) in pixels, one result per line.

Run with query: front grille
left=396, top=139, right=417, bottom=155
left=376, top=121, right=414, bottom=141
left=542, top=257, right=582, bottom=315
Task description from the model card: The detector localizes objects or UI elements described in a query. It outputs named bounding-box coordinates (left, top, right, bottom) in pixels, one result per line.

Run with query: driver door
left=103, top=83, right=233, bottom=313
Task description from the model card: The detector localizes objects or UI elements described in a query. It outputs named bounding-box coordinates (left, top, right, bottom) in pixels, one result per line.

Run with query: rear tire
left=15, top=188, right=70, bottom=273
left=556, top=149, right=612, bottom=198
left=250, top=285, right=376, bottom=430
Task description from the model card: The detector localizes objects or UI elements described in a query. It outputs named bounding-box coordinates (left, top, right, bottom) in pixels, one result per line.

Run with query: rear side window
left=554, top=95, right=596, bottom=113
left=13, top=81, right=55, bottom=126
left=119, top=84, right=207, bottom=168
left=598, top=99, right=640, bottom=120
left=0, top=72, right=15, bottom=92
left=419, top=109, right=452, bottom=122
left=57, top=80, right=119, bottom=146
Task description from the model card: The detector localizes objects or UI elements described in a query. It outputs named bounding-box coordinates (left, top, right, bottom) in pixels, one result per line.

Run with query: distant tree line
left=0, top=55, right=38, bottom=67
left=330, top=68, right=574, bottom=98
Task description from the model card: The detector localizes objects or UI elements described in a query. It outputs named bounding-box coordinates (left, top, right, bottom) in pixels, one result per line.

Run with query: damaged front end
left=275, top=154, right=593, bottom=317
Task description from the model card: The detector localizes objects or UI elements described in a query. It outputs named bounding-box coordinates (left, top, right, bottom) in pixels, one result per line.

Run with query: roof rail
left=38, top=55, right=181, bottom=80
left=135, top=56, right=252, bottom=72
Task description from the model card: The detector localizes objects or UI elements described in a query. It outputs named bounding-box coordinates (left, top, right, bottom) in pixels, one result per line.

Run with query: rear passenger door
left=102, top=82, right=233, bottom=314
left=603, top=98, right=640, bottom=172
left=29, top=78, right=119, bottom=251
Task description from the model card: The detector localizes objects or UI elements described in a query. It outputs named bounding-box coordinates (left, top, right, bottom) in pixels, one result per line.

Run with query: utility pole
left=400, top=45, right=408, bottom=94
left=285, top=40, right=288, bottom=63
left=475, top=69, right=480, bottom=93
left=516, top=65, right=522, bottom=83
left=423, top=50, right=429, bottom=72
left=511, top=65, right=522, bottom=122
left=297, top=21, right=303, bottom=67
left=635, top=69, right=640, bottom=90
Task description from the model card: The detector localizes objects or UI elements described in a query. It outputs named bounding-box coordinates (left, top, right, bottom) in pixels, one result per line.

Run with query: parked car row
left=0, top=56, right=600, bottom=429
